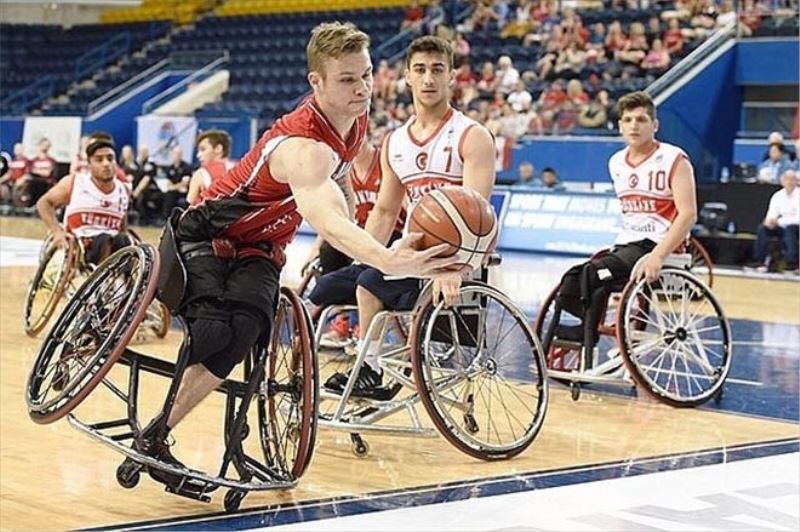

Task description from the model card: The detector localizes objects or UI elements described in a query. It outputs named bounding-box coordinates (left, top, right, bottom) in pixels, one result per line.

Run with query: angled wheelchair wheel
left=294, top=260, right=321, bottom=299
left=687, top=236, right=713, bottom=289
left=258, top=287, right=318, bottom=480
left=26, top=245, right=160, bottom=424
left=617, top=269, right=732, bottom=407
left=411, top=282, right=548, bottom=461
left=23, top=236, right=78, bottom=337
left=140, top=300, right=171, bottom=339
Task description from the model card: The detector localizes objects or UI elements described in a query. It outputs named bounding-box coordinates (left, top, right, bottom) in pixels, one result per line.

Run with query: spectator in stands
left=507, top=80, right=533, bottom=112
left=616, top=22, right=649, bottom=73
left=69, top=135, right=90, bottom=175
left=541, top=166, right=564, bottom=190
left=588, top=22, right=607, bottom=51
left=739, top=0, right=763, bottom=36
left=645, top=15, right=663, bottom=45
left=400, top=0, right=424, bottom=32
left=641, top=38, right=671, bottom=74
left=762, top=131, right=797, bottom=162
left=758, top=143, right=793, bottom=184
left=554, top=41, right=587, bottom=79
left=119, top=145, right=139, bottom=182
left=715, top=0, right=737, bottom=29
left=578, top=89, right=611, bottom=129
left=1, top=143, right=29, bottom=205
left=424, top=0, right=445, bottom=34
left=453, top=32, right=471, bottom=62
left=161, top=146, right=191, bottom=219
left=454, top=62, right=477, bottom=105
left=476, top=61, right=499, bottom=99
left=534, top=38, right=561, bottom=80
left=497, top=55, right=521, bottom=94
left=373, top=59, right=397, bottom=100
left=689, top=0, right=719, bottom=36
left=18, top=138, right=57, bottom=207
left=538, top=80, right=568, bottom=131
left=752, top=169, right=799, bottom=271
left=605, top=21, right=627, bottom=55
left=663, top=17, right=684, bottom=55
left=131, top=145, right=160, bottom=225
left=513, top=161, right=537, bottom=188
left=501, top=0, right=535, bottom=39
left=557, top=79, right=590, bottom=133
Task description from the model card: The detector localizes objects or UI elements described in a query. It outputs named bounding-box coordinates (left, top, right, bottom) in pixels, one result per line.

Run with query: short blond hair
left=306, top=22, right=370, bottom=76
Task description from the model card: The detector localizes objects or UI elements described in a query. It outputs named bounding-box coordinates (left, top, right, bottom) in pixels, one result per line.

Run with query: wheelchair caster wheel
left=116, top=460, right=141, bottom=489
left=463, top=413, right=479, bottom=434
left=224, top=489, right=245, bottom=513
left=350, top=433, right=369, bottom=458
left=570, top=383, right=581, bottom=402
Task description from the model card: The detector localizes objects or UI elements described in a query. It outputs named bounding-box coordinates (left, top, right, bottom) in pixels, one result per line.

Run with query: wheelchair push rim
left=26, top=245, right=160, bottom=424
left=411, top=282, right=548, bottom=461
left=23, top=235, right=77, bottom=337
left=258, top=287, right=318, bottom=480
left=616, top=269, right=732, bottom=407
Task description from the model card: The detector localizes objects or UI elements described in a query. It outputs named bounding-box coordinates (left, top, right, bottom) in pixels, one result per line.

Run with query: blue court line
left=84, top=437, right=799, bottom=531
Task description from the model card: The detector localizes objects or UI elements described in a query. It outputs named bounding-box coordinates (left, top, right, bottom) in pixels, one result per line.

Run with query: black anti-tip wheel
left=116, top=460, right=141, bottom=489
left=224, top=489, right=245, bottom=513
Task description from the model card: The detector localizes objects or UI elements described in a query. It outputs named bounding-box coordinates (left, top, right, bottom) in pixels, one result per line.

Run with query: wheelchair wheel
left=687, top=237, right=713, bottom=288
left=140, top=300, right=171, bottom=338
left=23, top=236, right=77, bottom=337
left=26, top=245, right=160, bottom=424
left=534, top=284, right=582, bottom=377
left=258, top=287, right=318, bottom=480
left=411, top=282, right=548, bottom=461
left=617, top=269, right=732, bottom=407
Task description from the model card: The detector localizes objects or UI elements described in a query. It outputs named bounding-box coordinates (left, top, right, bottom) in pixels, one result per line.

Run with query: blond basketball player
left=551, top=91, right=697, bottom=347
left=324, top=36, right=496, bottom=397
left=135, top=23, right=457, bottom=491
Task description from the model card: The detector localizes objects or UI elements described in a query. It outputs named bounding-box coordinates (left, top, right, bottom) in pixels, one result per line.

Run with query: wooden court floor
left=1, top=218, right=798, bottom=530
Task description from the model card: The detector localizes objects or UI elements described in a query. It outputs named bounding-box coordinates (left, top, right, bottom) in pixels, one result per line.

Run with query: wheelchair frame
left=26, top=226, right=319, bottom=512
left=536, top=252, right=732, bottom=405
left=311, top=258, right=549, bottom=460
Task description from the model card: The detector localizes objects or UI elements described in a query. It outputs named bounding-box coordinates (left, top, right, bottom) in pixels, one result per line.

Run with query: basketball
left=408, top=186, right=498, bottom=270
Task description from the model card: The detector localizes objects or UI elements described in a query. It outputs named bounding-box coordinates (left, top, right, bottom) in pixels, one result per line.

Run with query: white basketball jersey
left=64, top=171, right=131, bottom=238
left=387, top=108, right=480, bottom=210
left=608, top=141, right=689, bottom=245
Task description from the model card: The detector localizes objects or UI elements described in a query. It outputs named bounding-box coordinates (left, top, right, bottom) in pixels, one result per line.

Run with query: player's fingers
left=421, top=243, right=452, bottom=258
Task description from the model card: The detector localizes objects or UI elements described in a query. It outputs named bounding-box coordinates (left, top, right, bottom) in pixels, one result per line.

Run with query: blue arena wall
left=736, top=39, right=800, bottom=85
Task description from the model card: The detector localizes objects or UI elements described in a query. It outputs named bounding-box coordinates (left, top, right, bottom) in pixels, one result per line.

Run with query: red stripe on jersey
left=619, top=193, right=677, bottom=220
left=667, top=153, right=686, bottom=188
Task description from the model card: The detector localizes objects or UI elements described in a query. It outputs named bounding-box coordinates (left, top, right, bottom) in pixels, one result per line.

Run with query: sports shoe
left=324, top=364, right=383, bottom=398
left=136, top=426, right=214, bottom=493
left=319, top=314, right=352, bottom=349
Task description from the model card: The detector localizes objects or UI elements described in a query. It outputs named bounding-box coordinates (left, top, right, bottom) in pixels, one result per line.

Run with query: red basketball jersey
left=351, top=146, right=406, bottom=232
left=196, top=97, right=368, bottom=249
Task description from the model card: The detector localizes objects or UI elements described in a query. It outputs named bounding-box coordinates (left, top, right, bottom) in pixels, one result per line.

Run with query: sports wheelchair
left=534, top=245, right=731, bottom=407
left=305, top=256, right=549, bottom=461
left=25, top=218, right=319, bottom=512
left=23, top=230, right=170, bottom=340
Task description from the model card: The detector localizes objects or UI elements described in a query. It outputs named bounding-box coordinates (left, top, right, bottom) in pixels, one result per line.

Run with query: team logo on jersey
left=628, top=174, right=639, bottom=188
left=415, top=152, right=428, bottom=170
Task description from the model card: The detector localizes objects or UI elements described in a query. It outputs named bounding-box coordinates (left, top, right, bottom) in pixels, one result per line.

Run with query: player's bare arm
left=363, top=134, right=407, bottom=246
left=636, top=158, right=697, bottom=282
left=460, top=125, right=497, bottom=200
left=186, top=168, right=207, bottom=204
left=273, top=138, right=456, bottom=277
left=36, top=175, right=73, bottom=248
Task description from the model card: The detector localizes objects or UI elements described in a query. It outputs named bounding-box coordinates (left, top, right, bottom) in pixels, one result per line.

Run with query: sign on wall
left=136, top=115, right=198, bottom=166
left=22, top=116, right=83, bottom=163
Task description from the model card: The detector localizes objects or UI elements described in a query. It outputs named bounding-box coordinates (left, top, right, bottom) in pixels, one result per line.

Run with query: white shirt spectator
left=498, top=67, right=520, bottom=93
left=507, top=87, right=533, bottom=112
left=765, top=187, right=800, bottom=227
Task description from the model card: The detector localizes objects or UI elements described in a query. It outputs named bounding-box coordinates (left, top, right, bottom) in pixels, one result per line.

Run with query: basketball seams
left=429, top=189, right=476, bottom=250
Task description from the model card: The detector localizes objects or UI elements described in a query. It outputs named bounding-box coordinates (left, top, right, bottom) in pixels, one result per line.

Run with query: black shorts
left=83, top=232, right=133, bottom=266
left=183, top=253, right=280, bottom=318
left=308, top=263, right=421, bottom=311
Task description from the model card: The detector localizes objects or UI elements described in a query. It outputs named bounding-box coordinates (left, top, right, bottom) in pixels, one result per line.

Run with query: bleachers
left=216, top=0, right=416, bottom=17
left=0, top=22, right=170, bottom=115
left=102, top=0, right=214, bottom=25
left=169, top=8, right=405, bottom=119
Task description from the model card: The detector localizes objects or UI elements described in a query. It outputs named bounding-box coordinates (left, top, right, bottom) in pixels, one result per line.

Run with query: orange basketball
left=407, top=186, right=498, bottom=270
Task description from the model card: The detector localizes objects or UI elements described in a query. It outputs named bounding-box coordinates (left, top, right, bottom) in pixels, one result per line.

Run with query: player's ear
left=653, top=118, right=659, bottom=133
left=308, top=71, right=322, bottom=91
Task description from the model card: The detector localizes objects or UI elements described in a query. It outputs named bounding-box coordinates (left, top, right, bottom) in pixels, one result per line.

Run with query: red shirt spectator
left=29, top=138, right=57, bottom=184
left=540, top=81, right=568, bottom=111
left=8, top=143, right=29, bottom=182
left=663, top=18, right=684, bottom=55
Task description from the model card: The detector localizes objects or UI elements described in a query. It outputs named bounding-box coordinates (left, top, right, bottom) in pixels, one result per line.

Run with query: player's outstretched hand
left=384, top=233, right=459, bottom=277
left=51, top=229, right=70, bottom=250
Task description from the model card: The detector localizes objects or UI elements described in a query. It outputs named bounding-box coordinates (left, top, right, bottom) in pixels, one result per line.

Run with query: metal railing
left=0, top=76, right=56, bottom=115
left=142, top=51, right=229, bottom=113
left=87, top=57, right=170, bottom=115
left=75, top=33, right=132, bottom=80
